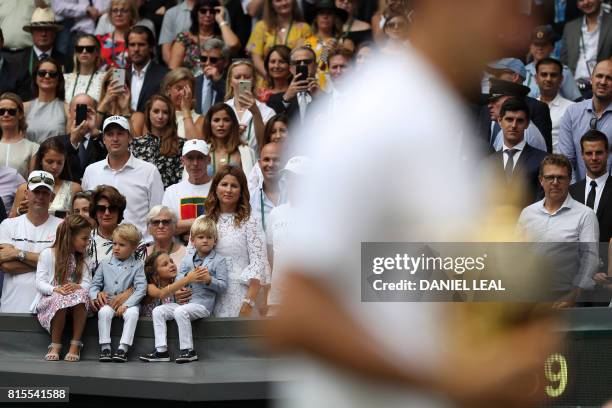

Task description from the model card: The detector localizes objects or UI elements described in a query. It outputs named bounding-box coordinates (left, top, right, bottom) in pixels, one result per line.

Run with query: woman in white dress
left=64, top=34, right=105, bottom=104
left=204, top=165, right=268, bottom=317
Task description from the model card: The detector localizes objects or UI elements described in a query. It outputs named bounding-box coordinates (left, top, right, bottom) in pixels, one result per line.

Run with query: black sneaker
left=175, top=349, right=198, bottom=364
left=99, top=348, right=112, bottom=362
left=112, top=349, right=128, bottom=363
left=139, top=349, right=170, bottom=362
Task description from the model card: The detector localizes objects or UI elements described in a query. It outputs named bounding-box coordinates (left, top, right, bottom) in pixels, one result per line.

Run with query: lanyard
left=28, top=49, right=35, bottom=74
left=274, top=20, right=293, bottom=46
left=580, top=32, right=594, bottom=77
left=71, top=72, right=96, bottom=99
left=211, top=151, right=231, bottom=175
left=260, top=188, right=266, bottom=231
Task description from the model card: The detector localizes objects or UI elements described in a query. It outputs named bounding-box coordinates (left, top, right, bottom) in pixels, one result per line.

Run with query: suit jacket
left=487, top=143, right=548, bottom=205
left=0, top=54, right=32, bottom=101
left=570, top=175, right=612, bottom=243
left=476, top=95, right=553, bottom=153
left=561, top=12, right=612, bottom=75
left=267, top=91, right=330, bottom=127
left=194, top=72, right=226, bottom=115
left=19, top=47, right=71, bottom=75
left=59, top=133, right=108, bottom=183
left=129, top=61, right=169, bottom=112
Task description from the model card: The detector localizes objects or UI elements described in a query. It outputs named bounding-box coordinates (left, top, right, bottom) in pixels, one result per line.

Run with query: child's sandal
left=64, top=340, right=83, bottom=362
left=44, top=343, right=62, bottom=361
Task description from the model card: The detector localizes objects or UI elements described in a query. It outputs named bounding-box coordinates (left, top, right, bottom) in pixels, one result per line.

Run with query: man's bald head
left=70, top=94, right=97, bottom=111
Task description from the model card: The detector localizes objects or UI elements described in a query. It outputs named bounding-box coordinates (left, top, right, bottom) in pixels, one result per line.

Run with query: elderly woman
left=246, top=0, right=311, bottom=79
left=97, top=0, right=139, bottom=68
left=87, top=185, right=127, bottom=271
left=169, top=0, right=240, bottom=76
left=145, top=205, right=187, bottom=266
left=25, top=58, right=67, bottom=144
left=131, top=95, right=185, bottom=188
left=204, top=165, right=268, bottom=317
left=0, top=93, right=39, bottom=179
left=64, top=34, right=105, bottom=103
left=160, top=68, right=204, bottom=140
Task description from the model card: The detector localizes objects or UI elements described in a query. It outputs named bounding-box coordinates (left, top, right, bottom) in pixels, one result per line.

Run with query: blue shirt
left=178, top=249, right=229, bottom=311
left=89, top=255, right=147, bottom=308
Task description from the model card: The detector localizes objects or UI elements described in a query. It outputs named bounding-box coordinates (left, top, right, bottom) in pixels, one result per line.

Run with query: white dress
left=212, top=213, right=269, bottom=317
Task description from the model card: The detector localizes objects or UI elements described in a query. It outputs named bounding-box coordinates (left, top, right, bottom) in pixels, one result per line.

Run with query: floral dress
left=97, top=32, right=128, bottom=68
left=212, top=213, right=269, bottom=317
left=36, top=254, right=90, bottom=333
left=130, top=134, right=185, bottom=188
left=140, top=293, right=174, bottom=317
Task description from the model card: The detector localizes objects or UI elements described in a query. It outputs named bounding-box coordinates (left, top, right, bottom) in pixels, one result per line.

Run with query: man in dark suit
left=194, top=38, right=228, bottom=115
left=486, top=98, right=548, bottom=205
left=482, top=58, right=553, bottom=151
left=127, top=26, right=169, bottom=113
left=267, top=46, right=328, bottom=126
left=569, top=129, right=612, bottom=304
left=60, top=94, right=107, bottom=182
left=561, top=0, right=612, bottom=94
left=0, top=29, right=31, bottom=101
left=20, top=8, right=70, bottom=75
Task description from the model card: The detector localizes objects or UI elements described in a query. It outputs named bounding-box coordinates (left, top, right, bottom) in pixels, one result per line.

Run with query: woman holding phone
left=224, top=60, right=275, bottom=155
left=64, top=34, right=105, bottom=104
left=97, top=69, right=132, bottom=120
left=169, top=0, right=240, bottom=76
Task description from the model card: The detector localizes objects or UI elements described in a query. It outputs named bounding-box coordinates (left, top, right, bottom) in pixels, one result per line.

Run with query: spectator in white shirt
left=536, top=58, right=576, bottom=153
left=81, top=115, right=164, bottom=239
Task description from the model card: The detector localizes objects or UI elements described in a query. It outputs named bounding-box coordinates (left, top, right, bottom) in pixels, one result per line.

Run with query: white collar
left=131, top=60, right=151, bottom=76
left=586, top=172, right=609, bottom=187
left=503, top=138, right=526, bottom=152
left=33, top=45, right=52, bottom=58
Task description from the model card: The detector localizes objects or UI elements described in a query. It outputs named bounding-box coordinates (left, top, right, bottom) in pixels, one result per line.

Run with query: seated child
left=89, top=223, right=146, bottom=363
left=140, top=217, right=229, bottom=363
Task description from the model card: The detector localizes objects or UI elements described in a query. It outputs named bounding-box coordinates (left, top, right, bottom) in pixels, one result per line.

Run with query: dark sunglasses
left=590, top=116, right=599, bottom=130
left=150, top=219, right=172, bottom=227
left=198, top=7, right=219, bottom=15
left=37, top=70, right=59, bottom=79
left=75, top=45, right=96, bottom=54
left=29, top=175, right=55, bottom=186
left=200, top=55, right=220, bottom=64
left=290, top=58, right=314, bottom=66
left=95, top=204, right=119, bottom=213
left=0, top=108, right=17, bottom=116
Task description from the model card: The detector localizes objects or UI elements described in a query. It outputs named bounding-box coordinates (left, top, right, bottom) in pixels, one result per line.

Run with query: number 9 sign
left=545, top=353, right=568, bottom=398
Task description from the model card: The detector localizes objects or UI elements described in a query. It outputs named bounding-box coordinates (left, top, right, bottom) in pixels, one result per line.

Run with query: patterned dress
left=130, top=134, right=185, bottom=189
left=36, top=255, right=90, bottom=333
left=97, top=32, right=128, bottom=68
left=140, top=294, right=174, bottom=318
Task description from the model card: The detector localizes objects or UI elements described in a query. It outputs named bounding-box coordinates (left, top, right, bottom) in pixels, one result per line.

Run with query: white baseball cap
left=182, top=139, right=210, bottom=156
left=282, top=156, right=312, bottom=176
left=102, top=115, right=130, bottom=133
left=27, top=170, right=55, bottom=192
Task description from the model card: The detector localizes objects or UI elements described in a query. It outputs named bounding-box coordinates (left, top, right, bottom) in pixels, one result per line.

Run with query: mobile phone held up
left=296, top=64, right=309, bottom=81
left=112, top=68, right=126, bottom=87
left=76, top=104, right=88, bottom=125
left=238, top=80, right=251, bottom=98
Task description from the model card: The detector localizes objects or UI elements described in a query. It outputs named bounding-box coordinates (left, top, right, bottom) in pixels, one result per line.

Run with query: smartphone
left=238, top=79, right=251, bottom=97
left=76, top=104, right=88, bottom=125
left=112, top=68, right=125, bottom=87
left=296, top=64, right=309, bottom=80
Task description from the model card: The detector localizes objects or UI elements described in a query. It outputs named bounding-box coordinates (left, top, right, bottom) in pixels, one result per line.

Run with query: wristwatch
left=17, top=251, right=25, bottom=262
left=242, top=298, right=255, bottom=308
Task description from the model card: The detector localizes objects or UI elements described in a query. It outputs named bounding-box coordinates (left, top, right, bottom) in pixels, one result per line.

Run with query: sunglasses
left=29, top=175, right=55, bottom=185
left=200, top=55, right=220, bottom=64
left=95, top=204, right=119, bottom=213
left=290, top=58, right=314, bottom=66
left=75, top=45, right=96, bottom=54
left=37, top=70, right=59, bottom=79
left=0, top=108, right=17, bottom=116
left=150, top=219, right=172, bottom=227
left=198, top=7, right=220, bottom=15
left=111, top=8, right=130, bottom=14
left=542, top=175, right=569, bottom=183
left=590, top=117, right=599, bottom=130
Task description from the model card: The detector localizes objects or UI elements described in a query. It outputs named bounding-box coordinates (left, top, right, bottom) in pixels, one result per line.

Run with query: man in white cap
left=82, top=115, right=164, bottom=239
left=0, top=170, right=62, bottom=313
left=162, top=139, right=212, bottom=237
left=265, top=156, right=310, bottom=316
left=20, top=7, right=69, bottom=74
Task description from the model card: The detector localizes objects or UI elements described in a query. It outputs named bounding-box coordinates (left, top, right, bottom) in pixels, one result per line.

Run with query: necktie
left=40, top=52, right=48, bottom=60
left=504, top=148, right=517, bottom=180
left=201, top=78, right=213, bottom=115
left=586, top=180, right=597, bottom=209
left=490, top=121, right=501, bottom=146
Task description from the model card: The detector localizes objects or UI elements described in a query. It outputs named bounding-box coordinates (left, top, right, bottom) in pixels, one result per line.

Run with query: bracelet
left=96, top=110, right=107, bottom=116
left=219, top=21, right=229, bottom=28
left=242, top=298, right=255, bottom=307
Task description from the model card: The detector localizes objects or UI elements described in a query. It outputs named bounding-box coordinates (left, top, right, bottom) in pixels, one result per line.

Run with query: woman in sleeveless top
left=64, top=34, right=105, bottom=104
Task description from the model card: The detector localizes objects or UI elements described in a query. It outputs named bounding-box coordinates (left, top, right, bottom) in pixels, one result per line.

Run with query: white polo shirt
left=82, top=153, right=164, bottom=238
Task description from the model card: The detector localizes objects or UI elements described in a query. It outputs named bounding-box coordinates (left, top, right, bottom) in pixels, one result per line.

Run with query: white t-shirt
left=282, top=47, right=482, bottom=407
left=266, top=203, right=295, bottom=306
left=0, top=215, right=62, bottom=313
left=162, top=179, right=212, bottom=221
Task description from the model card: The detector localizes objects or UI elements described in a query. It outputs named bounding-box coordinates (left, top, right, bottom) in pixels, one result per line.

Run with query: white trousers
left=152, top=303, right=210, bottom=350
left=97, top=304, right=140, bottom=346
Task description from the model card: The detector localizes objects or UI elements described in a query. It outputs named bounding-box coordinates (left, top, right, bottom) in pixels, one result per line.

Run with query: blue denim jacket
left=89, top=255, right=147, bottom=308
left=178, top=249, right=229, bottom=312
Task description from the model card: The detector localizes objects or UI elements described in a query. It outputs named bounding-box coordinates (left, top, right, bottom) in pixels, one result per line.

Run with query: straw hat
left=23, top=8, right=63, bottom=33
